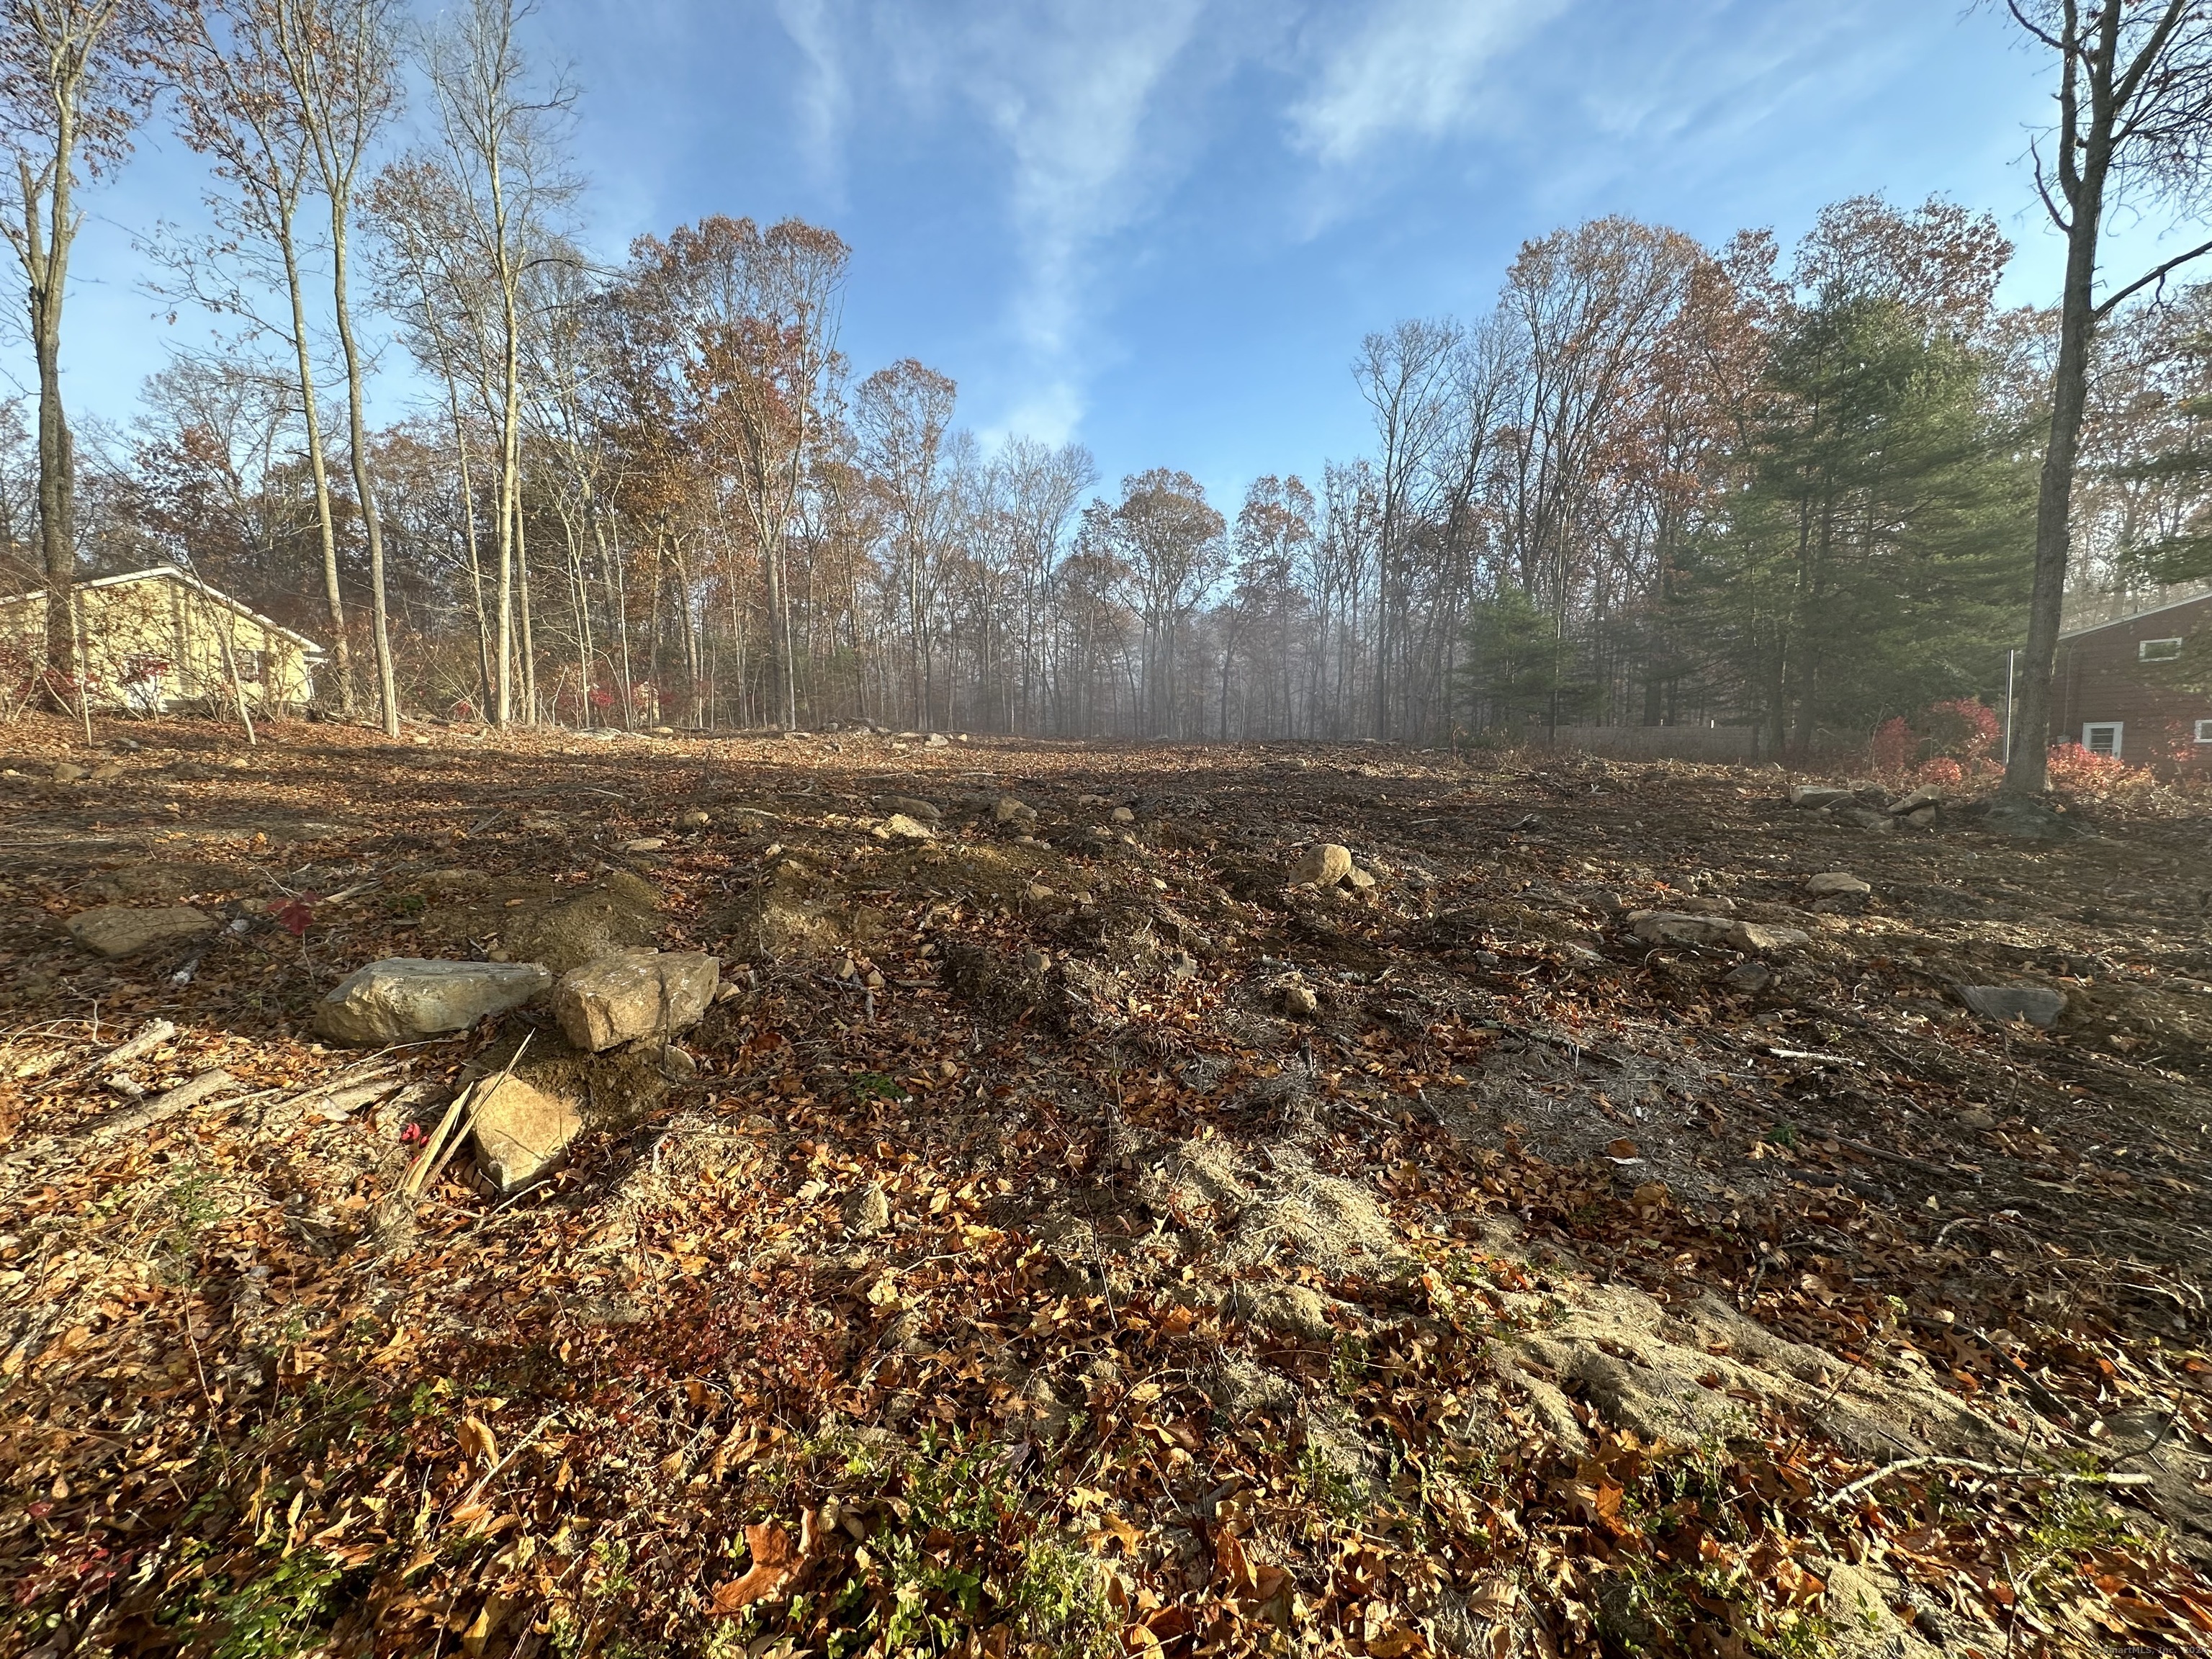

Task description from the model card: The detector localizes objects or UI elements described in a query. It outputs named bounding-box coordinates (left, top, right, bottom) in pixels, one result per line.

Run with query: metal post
left=2004, top=649, right=2016, bottom=764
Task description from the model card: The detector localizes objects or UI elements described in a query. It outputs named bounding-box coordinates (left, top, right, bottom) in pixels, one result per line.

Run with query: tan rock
left=50, top=761, right=85, bottom=783
left=472, top=1075, right=582, bottom=1194
left=992, top=796, right=1035, bottom=824
left=1110, top=805, right=1135, bottom=824
left=1724, top=921, right=1812, bottom=953
left=1282, top=983, right=1319, bottom=1017
left=1292, top=843, right=1353, bottom=886
left=880, top=813, right=935, bottom=842
left=878, top=796, right=942, bottom=824
left=552, top=950, right=721, bottom=1052
left=1625, top=909, right=1735, bottom=948
left=1804, top=871, right=1869, bottom=896
left=66, top=905, right=217, bottom=958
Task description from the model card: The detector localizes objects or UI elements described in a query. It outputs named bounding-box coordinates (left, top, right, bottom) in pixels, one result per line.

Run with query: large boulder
left=1787, top=785, right=1853, bottom=809
left=553, top=950, right=721, bottom=1053
left=315, top=958, right=553, bottom=1043
left=1804, top=871, right=1869, bottom=897
left=67, top=905, right=217, bottom=958
left=472, top=1075, right=583, bottom=1194
left=1291, top=843, right=1353, bottom=886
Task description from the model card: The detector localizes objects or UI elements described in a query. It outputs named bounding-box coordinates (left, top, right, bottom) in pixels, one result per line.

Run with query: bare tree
left=168, top=0, right=356, bottom=711
left=2001, top=0, right=2212, bottom=794
left=0, top=0, right=160, bottom=679
left=417, top=0, right=575, bottom=727
left=267, top=0, right=402, bottom=733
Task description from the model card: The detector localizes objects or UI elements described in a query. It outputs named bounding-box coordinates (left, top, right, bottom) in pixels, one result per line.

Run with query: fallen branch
left=1823, top=1455, right=2153, bottom=1509
left=81, top=1069, right=245, bottom=1141
left=93, top=1019, right=177, bottom=1074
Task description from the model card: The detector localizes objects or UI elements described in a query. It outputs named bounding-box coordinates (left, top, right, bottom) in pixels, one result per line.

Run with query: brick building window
left=2082, top=721, right=2123, bottom=757
left=2140, top=637, right=2184, bottom=660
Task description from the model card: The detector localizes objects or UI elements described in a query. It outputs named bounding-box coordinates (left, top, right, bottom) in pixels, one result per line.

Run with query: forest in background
left=2, top=0, right=2211, bottom=757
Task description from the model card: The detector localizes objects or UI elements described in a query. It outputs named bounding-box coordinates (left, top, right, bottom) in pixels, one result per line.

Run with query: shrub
left=1912, top=755, right=1965, bottom=788
left=2045, top=742, right=2134, bottom=791
left=1869, top=716, right=1915, bottom=781
left=1925, top=697, right=2000, bottom=765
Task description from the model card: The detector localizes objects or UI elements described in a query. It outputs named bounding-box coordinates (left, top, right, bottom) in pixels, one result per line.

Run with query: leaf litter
left=0, top=718, right=2209, bottom=1657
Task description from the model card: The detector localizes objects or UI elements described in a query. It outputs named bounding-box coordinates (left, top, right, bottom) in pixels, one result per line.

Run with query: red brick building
left=2049, top=593, right=2212, bottom=767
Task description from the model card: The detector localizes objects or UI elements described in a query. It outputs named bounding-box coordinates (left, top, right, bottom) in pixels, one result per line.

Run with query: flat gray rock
left=315, top=958, right=553, bottom=1044
left=67, top=905, right=217, bottom=958
left=1958, top=984, right=2066, bottom=1028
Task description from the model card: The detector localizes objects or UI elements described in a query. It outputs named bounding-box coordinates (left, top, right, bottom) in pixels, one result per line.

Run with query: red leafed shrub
left=1912, top=755, right=1965, bottom=788
left=1869, top=717, right=1915, bottom=781
left=2045, top=742, right=2134, bottom=791
left=1925, top=698, right=2000, bottom=765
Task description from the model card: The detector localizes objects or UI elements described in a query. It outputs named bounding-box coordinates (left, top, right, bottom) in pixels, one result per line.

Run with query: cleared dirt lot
left=3, top=715, right=2210, bottom=1657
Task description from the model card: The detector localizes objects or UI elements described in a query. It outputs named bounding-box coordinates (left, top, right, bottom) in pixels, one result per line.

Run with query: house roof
left=2059, top=589, right=2212, bottom=642
left=0, top=565, right=327, bottom=657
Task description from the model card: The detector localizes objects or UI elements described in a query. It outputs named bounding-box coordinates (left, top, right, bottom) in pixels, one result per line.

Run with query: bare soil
left=2, top=715, right=2210, bottom=1658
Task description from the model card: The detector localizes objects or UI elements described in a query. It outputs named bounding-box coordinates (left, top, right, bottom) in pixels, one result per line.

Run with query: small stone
left=552, top=950, right=721, bottom=1053
left=621, top=837, right=666, bottom=853
left=50, top=761, right=85, bottom=782
left=88, top=761, right=125, bottom=781
left=658, top=1043, right=698, bottom=1080
left=1722, top=962, right=1775, bottom=994
left=1788, top=785, right=1852, bottom=808
left=1025, top=882, right=1054, bottom=902
left=925, top=732, right=950, bottom=747
left=1887, top=786, right=1943, bottom=816
left=878, top=796, right=942, bottom=824
left=1281, top=983, right=1319, bottom=1017
left=842, top=1182, right=891, bottom=1237
left=1724, top=921, right=1812, bottom=953
left=992, top=796, right=1035, bottom=824
left=317, top=958, right=552, bottom=1043
left=880, top=813, right=934, bottom=842
left=1022, top=948, right=1052, bottom=975
left=1291, top=843, right=1353, bottom=886
left=1627, top=910, right=1735, bottom=948
left=471, top=1075, right=583, bottom=1195
left=66, top=905, right=216, bottom=958
left=1845, top=808, right=1898, bottom=835
left=1804, top=872, right=1870, bottom=896
left=1164, top=949, right=1198, bottom=979
left=1957, top=1107, right=1997, bottom=1131
left=1110, top=805, right=1135, bottom=824
left=1905, top=805, right=1938, bottom=827
left=652, top=725, right=676, bottom=736
left=677, top=809, right=711, bottom=829
left=1958, top=985, right=2065, bottom=1029
left=1344, top=866, right=1377, bottom=891
left=781, top=729, right=807, bottom=741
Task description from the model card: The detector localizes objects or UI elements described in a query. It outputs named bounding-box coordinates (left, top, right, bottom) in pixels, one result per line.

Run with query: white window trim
left=2140, top=637, right=2185, bottom=660
left=2082, top=721, right=2123, bottom=757
left=2195, top=719, right=2212, bottom=743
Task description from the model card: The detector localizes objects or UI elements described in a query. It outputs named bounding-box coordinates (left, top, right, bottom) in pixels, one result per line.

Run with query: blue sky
left=24, top=0, right=2208, bottom=510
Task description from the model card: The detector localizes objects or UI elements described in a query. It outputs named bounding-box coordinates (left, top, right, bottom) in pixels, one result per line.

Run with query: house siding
left=0, top=570, right=320, bottom=711
left=2051, top=593, right=2212, bottom=765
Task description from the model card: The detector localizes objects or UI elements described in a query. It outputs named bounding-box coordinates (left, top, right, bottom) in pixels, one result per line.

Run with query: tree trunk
left=329, top=211, right=398, bottom=735
left=282, top=225, right=353, bottom=715
left=2005, top=160, right=2110, bottom=795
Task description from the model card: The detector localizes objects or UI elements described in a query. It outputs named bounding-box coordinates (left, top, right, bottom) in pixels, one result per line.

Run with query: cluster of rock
left=1289, top=842, right=1378, bottom=894
left=1786, top=781, right=1944, bottom=832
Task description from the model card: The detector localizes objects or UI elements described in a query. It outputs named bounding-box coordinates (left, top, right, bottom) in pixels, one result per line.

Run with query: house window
left=2082, top=721, right=2123, bottom=757
left=2140, top=637, right=2185, bottom=661
left=2196, top=719, right=2212, bottom=743
left=235, top=649, right=265, bottom=683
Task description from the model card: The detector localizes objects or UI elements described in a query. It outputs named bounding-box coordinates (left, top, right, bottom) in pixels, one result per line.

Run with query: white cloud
left=1290, top=0, right=1569, bottom=166
left=774, top=0, right=853, bottom=196
left=873, top=1, right=1208, bottom=439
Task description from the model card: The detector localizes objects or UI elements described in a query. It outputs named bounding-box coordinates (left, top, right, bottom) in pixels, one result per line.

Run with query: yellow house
left=0, top=565, right=325, bottom=712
